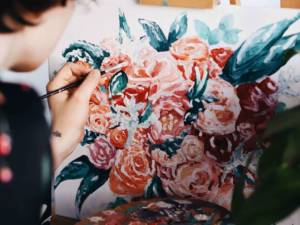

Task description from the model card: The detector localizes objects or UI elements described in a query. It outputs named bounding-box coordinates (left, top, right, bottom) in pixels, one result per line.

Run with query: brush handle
left=40, top=79, right=84, bottom=99
left=40, top=70, right=108, bottom=100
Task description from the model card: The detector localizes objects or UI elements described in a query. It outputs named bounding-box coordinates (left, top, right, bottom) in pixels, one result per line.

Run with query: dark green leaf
left=54, top=155, right=91, bottom=189
left=188, top=66, right=209, bottom=100
left=118, top=9, right=133, bottom=44
left=75, top=167, right=110, bottom=212
left=264, top=105, right=300, bottom=137
left=138, top=103, right=152, bottom=124
left=109, top=71, right=128, bottom=95
left=168, top=12, right=188, bottom=45
left=63, top=40, right=110, bottom=69
left=145, top=176, right=167, bottom=199
left=150, top=132, right=188, bottom=158
left=233, top=168, right=300, bottom=225
left=81, top=130, right=100, bottom=146
left=138, top=18, right=168, bottom=51
left=107, top=197, right=128, bottom=209
left=221, top=14, right=300, bottom=85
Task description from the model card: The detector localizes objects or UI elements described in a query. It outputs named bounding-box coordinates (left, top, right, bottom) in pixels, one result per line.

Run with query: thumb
left=74, top=70, right=101, bottom=102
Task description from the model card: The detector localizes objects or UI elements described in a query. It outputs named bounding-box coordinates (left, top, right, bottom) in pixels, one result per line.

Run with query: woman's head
left=0, top=0, right=75, bottom=71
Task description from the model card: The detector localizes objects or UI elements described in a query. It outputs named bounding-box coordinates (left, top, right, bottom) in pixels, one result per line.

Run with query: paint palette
left=49, top=0, right=300, bottom=219
left=75, top=198, right=232, bottom=225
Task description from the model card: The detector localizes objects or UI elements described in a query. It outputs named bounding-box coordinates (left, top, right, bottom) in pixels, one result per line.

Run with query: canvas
left=49, top=0, right=300, bottom=219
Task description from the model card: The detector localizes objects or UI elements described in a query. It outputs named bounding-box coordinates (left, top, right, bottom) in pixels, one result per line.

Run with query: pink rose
left=180, top=135, right=205, bottom=162
left=196, top=78, right=241, bottom=135
left=130, top=51, right=182, bottom=94
left=88, top=137, right=116, bottom=170
left=170, top=36, right=209, bottom=61
left=149, top=81, right=192, bottom=144
left=213, top=175, right=234, bottom=210
left=100, top=54, right=133, bottom=78
left=160, top=160, right=221, bottom=201
left=151, top=148, right=186, bottom=168
left=88, top=89, right=112, bottom=134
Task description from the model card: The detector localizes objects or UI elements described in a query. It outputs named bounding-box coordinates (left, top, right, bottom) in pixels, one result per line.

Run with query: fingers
left=74, top=70, right=101, bottom=103
left=47, top=62, right=92, bottom=92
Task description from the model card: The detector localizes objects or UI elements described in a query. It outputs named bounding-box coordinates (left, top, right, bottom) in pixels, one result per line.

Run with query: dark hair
left=0, top=0, right=67, bottom=33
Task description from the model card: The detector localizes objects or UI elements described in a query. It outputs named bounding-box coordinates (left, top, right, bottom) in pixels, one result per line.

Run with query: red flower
left=108, top=128, right=129, bottom=149
left=236, top=77, right=278, bottom=151
left=210, top=48, right=233, bottom=68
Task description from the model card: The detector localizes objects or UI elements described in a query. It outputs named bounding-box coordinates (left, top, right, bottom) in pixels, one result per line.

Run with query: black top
left=0, top=82, right=52, bottom=225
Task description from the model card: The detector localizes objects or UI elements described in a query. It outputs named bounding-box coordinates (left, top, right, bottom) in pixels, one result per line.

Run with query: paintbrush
left=40, top=62, right=128, bottom=100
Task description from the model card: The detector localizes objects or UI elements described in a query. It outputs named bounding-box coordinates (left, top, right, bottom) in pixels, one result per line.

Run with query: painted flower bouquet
left=54, top=9, right=300, bottom=219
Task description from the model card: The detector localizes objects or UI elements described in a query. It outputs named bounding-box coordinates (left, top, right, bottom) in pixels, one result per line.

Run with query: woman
left=0, top=1, right=101, bottom=224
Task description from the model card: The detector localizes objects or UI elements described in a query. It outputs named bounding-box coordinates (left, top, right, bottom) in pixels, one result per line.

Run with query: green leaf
left=194, top=19, right=211, bottom=40
left=150, top=132, right=188, bottom=158
left=107, top=197, right=128, bottom=209
left=139, top=102, right=152, bottom=124
left=168, top=12, right=188, bottom=45
left=208, top=28, right=223, bottom=45
left=223, top=29, right=241, bottom=45
left=63, top=40, right=110, bottom=69
left=264, top=105, right=300, bottom=137
left=221, top=14, right=300, bottom=85
left=188, top=65, right=209, bottom=100
left=233, top=168, right=300, bottom=225
left=54, top=156, right=90, bottom=189
left=118, top=9, right=133, bottom=44
left=145, top=176, right=167, bottom=199
left=75, top=167, right=110, bottom=212
left=138, top=18, right=168, bottom=51
left=219, top=14, right=234, bottom=31
left=109, top=71, right=128, bottom=96
left=283, top=128, right=300, bottom=169
left=275, top=102, right=286, bottom=114
left=81, top=129, right=100, bottom=146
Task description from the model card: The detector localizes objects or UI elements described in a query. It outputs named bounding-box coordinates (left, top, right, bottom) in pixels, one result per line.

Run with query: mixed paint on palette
left=54, top=9, right=300, bottom=219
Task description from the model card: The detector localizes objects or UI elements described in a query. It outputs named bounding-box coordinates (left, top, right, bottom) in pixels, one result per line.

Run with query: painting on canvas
left=49, top=1, right=300, bottom=219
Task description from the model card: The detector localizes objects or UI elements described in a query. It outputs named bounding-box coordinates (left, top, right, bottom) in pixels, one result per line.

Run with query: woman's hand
left=47, top=63, right=101, bottom=169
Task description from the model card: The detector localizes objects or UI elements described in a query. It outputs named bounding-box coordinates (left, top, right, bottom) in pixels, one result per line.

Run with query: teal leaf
left=81, top=130, right=100, bottom=146
left=194, top=19, right=211, bottom=40
left=107, top=197, right=128, bottom=209
left=118, top=9, right=133, bottom=44
left=63, top=40, right=110, bottom=69
left=168, top=12, right=188, bottom=45
left=238, top=14, right=300, bottom=67
left=138, top=103, right=152, bottom=124
left=150, top=132, right=188, bottom=158
left=219, top=14, right=234, bottom=31
left=221, top=14, right=300, bottom=85
left=208, top=28, right=223, bottom=45
left=185, top=67, right=215, bottom=125
left=138, top=18, right=168, bottom=51
left=54, top=156, right=90, bottom=189
left=109, top=71, right=128, bottom=95
left=223, top=29, right=241, bottom=45
left=145, top=176, right=167, bottom=199
left=188, top=65, right=209, bottom=99
left=75, top=167, right=110, bottom=212
left=99, top=85, right=108, bottom=94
